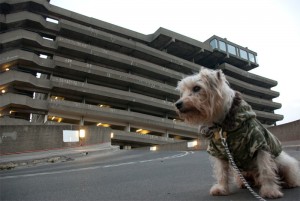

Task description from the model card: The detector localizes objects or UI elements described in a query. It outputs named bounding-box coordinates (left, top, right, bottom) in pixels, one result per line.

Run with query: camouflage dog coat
left=206, top=93, right=282, bottom=171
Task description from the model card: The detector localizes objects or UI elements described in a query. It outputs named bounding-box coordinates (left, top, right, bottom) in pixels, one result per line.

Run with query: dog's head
left=175, top=68, right=234, bottom=125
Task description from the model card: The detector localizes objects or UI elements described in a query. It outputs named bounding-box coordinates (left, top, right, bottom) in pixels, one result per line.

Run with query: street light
left=187, top=140, right=198, bottom=148
left=79, top=129, right=86, bottom=138
left=150, top=146, right=157, bottom=151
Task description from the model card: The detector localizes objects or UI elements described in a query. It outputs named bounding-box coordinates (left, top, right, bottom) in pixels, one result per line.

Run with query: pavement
left=0, top=143, right=118, bottom=170
left=281, top=141, right=300, bottom=151
left=1, top=149, right=299, bottom=201
left=0, top=141, right=299, bottom=171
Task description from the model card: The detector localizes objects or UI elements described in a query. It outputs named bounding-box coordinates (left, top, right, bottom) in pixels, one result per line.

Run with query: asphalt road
left=0, top=149, right=299, bottom=201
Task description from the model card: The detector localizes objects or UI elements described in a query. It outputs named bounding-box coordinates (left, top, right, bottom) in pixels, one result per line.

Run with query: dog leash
left=218, top=128, right=267, bottom=201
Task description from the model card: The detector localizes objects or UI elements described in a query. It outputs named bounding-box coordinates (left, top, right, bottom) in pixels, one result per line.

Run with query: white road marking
left=103, top=161, right=136, bottom=168
left=0, top=151, right=190, bottom=180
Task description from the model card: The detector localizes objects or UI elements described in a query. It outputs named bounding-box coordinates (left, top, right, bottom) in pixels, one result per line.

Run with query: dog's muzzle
left=175, top=101, right=183, bottom=110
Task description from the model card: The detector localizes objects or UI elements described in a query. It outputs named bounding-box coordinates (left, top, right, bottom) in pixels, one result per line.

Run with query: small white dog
left=175, top=68, right=300, bottom=199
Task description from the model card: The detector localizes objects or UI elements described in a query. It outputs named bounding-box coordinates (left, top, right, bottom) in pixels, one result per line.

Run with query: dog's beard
left=178, top=109, right=207, bottom=125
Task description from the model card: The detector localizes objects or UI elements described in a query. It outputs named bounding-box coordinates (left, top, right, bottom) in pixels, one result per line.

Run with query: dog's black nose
left=175, top=101, right=183, bottom=110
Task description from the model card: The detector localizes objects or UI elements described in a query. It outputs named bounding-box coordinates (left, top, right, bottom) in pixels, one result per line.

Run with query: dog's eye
left=193, top=86, right=201, bottom=93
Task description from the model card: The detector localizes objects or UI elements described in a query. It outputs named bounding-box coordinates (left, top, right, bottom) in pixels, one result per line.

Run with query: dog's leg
left=234, top=171, right=250, bottom=189
left=257, top=150, right=283, bottom=198
left=276, top=151, right=300, bottom=188
left=235, top=173, right=245, bottom=189
left=235, top=171, right=260, bottom=189
left=210, top=157, right=230, bottom=196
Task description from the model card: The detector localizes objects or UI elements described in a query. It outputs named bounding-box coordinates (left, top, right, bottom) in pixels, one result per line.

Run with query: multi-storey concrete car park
left=0, top=0, right=283, bottom=147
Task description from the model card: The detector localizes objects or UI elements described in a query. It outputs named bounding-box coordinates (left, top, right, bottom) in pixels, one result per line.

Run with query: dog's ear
left=199, top=66, right=206, bottom=74
left=216, top=69, right=224, bottom=81
left=216, top=69, right=230, bottom=86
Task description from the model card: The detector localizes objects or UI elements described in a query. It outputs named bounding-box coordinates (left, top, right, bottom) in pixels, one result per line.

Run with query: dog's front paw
left=260, top=186, right=283, bottom=199
left=210, top=184, right=229, bottom=196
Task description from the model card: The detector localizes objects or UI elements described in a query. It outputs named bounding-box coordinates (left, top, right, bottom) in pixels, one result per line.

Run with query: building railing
left=113, top=130, right=182, bottom=144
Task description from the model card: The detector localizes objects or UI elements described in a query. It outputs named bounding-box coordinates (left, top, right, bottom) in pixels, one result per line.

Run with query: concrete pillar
left=80, top=117, right=84, bottom=126
left=44, top=114, right=48, bottom=123
left=47, top=92, right=51, bottom=100
left=124, top=123, right=131, bottom=132
left=163, top=130, right=169, bottom=138
left=124, top=145, right=131, bottom=150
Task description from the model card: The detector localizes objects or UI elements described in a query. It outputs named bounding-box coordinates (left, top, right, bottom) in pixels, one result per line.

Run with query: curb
left=0, top=146, right=119, bottom=171
left=0, top=156, right=73, bottom=171
left=283, top=145, right=300, bottom=151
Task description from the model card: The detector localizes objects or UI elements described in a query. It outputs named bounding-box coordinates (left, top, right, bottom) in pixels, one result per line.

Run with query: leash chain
left=219, top=129, right=267, bottom=201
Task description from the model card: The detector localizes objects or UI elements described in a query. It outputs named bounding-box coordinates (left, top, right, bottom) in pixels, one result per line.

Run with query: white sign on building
left=63, top=130, right=79, bottom=142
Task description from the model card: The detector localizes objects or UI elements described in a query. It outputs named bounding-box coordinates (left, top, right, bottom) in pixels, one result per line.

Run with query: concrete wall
left=138, top=139, right=204, bottom=151
left=269, top=120, right=300, bottom=142
left=144, top=120, right=300, bottom=151
left=0, top=125, right=111, bottom=154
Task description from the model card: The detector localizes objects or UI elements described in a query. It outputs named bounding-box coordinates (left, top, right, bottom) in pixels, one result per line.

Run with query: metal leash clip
left=219, top=128, right=227, bottom=147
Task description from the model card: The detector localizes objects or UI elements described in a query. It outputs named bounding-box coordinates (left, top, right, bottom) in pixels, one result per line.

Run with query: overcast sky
left=51, top=0, right=300, bottom=125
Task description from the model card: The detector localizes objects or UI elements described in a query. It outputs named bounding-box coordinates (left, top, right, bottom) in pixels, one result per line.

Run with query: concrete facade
left=0, top=125, right=111, bottom=154
left=0, top=0, right=283, bottom=147
left=268, top=120, right=300, bottom=142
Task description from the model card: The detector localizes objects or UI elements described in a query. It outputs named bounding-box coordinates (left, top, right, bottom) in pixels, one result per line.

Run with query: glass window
left=249, top=53, right=256, bottom=63
left=228, top=44, right=236, bottom=55
left=219, top=41, right=226, bottom=52
left=210, top=39, right=218, bottom=49
left=239, top=49, right=248, bottom=60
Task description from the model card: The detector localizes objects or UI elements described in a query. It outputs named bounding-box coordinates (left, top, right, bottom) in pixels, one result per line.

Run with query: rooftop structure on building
left=0, top=0, right=283, bottom=148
